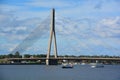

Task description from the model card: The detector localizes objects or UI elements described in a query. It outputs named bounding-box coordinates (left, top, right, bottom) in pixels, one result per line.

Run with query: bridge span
left=6, top=57, right=120, bottom=64
left=7, top=57, right=120, bottom=60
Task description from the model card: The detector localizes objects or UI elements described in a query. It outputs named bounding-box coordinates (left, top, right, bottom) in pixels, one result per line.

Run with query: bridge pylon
left=46, top=8, right=58, bottom=65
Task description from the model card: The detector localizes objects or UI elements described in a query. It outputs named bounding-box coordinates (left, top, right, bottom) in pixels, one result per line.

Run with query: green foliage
left=14, top=51, right=21, bottom=58
left=24, top=54, right=31, bottom=58
left=0, top=53, right=120, bottom=59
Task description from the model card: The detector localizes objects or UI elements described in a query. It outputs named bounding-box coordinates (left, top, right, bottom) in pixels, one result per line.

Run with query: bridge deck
left=6, top=57, right=120, bottom=61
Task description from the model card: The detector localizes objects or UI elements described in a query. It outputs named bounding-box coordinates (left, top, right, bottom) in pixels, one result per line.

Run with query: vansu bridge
left=7, top=57, right=120, bottom=64
left=9, top=9, right=120, bottom=65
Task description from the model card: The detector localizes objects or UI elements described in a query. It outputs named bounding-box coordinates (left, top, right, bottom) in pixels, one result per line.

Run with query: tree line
left=0, top=51, right=120, bottom=59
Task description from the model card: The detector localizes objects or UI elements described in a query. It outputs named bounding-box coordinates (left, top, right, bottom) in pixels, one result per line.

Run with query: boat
left=91, top=60, right=104, bottom=68
left=91, top=63, right=104, bottom=68
left=81, top=62, right=86, bottom=65
left=62, top=63, right=73, bottom=68
left=90, top=60, right=104, bottom=68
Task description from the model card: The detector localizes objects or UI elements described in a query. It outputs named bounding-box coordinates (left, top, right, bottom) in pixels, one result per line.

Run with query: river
left=0, top=65, right=120, bottom=80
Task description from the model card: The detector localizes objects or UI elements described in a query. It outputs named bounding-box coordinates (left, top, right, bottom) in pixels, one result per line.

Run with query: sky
left=0, top=0, right=120, bottom=56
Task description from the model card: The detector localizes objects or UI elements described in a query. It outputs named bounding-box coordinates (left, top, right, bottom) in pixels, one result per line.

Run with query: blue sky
left=0, top=0, right=120, bottom=56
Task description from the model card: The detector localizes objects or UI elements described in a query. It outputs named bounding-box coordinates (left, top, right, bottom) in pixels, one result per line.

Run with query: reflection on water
left=0, top=65, right=120, bottom=80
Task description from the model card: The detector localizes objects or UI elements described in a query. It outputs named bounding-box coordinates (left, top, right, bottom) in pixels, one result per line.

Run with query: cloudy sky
left=0, top=0, right=120, bottom=56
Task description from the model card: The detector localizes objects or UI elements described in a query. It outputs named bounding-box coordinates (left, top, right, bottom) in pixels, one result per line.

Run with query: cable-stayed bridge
left=9, top=9, right=120, bottom=65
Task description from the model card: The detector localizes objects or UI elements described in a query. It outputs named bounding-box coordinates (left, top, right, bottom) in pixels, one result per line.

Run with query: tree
left=7, top=54, right=14, bottom=58
left=14, top=51, right=21, bottom=58
left=24, top=54, right=31, bottom=58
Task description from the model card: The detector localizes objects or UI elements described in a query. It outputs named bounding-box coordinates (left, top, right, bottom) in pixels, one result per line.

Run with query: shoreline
left=0, top=63, right=45, bottom=65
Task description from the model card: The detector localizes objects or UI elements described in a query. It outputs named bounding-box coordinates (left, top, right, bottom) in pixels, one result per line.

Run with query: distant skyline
left=0, top=0, right=120, bottom=56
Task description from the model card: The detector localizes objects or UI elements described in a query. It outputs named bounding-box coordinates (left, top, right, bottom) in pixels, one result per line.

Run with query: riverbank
left=0, top=63, right=45, bottom=65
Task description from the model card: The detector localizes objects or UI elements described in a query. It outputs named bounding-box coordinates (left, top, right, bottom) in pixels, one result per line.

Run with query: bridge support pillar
left=46, top=59, right=58, bottom=65
left=46, top=8, right=58, bottom=65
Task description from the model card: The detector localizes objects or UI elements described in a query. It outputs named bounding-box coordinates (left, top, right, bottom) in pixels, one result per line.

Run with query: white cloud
left=1, top=0, right=120, bottom=20
left=95, top=17, right=120, bottom=37
left=0, top=4, right=20, bottom=12
left=25, top=0, right=76, bottom=8
left=55, top=16, right=120, bottom=39
left=0, top=10, right=49, bottom=54
left=15, top=26, right=27, bottom=31
left=55, top=17, right=94, bottom=39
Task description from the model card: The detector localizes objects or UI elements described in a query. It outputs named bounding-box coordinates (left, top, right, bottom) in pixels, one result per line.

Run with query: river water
left=0, top=65, right=120, bottom=80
